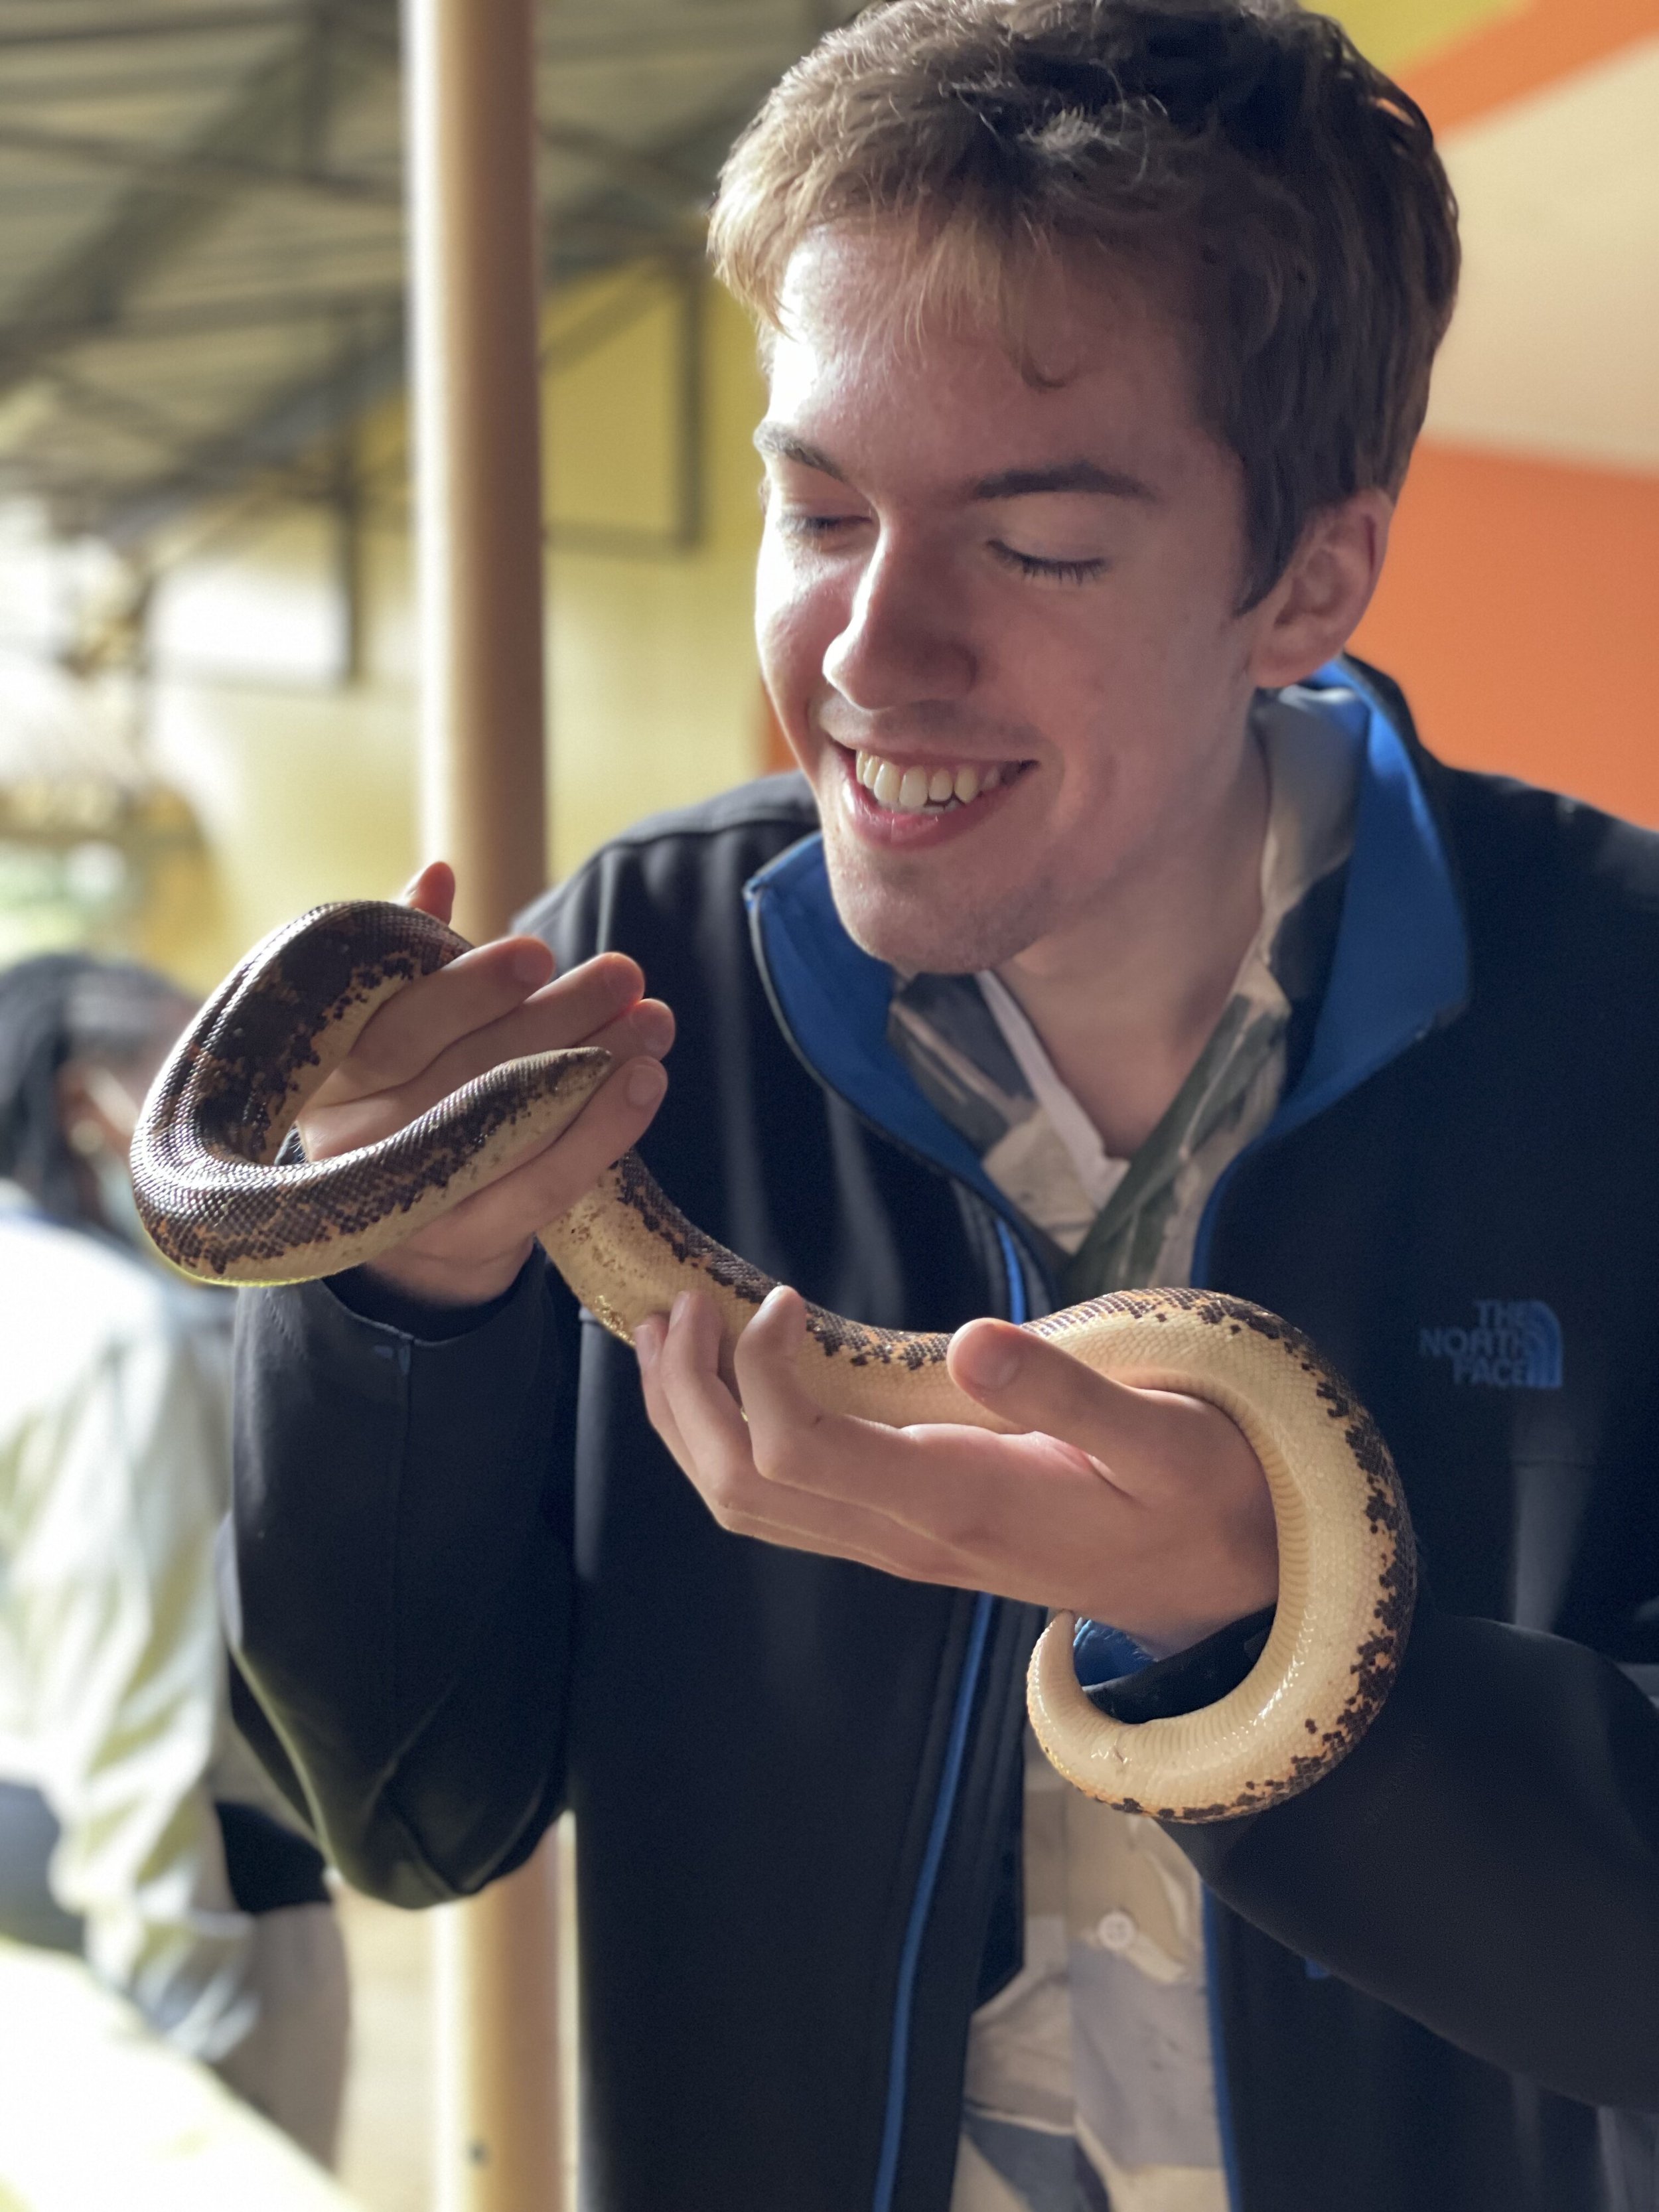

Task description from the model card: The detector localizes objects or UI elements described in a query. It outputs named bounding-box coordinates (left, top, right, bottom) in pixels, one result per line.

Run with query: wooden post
left=432, top=1852, right=567, bottom=2212
left=401, top=3, right=565, bottom=2208
left=405, top=0, right=548, bottom=948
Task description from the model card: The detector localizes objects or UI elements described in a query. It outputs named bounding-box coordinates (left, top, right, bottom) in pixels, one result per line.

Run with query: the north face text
left=1419, top=1300, right=1563, bottom=1389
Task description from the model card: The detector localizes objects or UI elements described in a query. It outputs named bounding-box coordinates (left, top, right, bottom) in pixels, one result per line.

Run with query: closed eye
left=774, top=510, right=867, bottom=542
left=991, top=542, right=1108, bottom=585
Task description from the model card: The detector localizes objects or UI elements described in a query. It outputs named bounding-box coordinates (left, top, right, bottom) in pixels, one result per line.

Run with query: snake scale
left=131, top=899, right=1415, bottom=1822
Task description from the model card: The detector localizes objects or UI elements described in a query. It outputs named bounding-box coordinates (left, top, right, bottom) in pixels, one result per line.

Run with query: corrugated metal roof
left=0, top=0, right=830, bottom=544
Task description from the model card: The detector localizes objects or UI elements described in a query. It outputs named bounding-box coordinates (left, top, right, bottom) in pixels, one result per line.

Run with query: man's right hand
left=298, top=861, right=673, bottom=1309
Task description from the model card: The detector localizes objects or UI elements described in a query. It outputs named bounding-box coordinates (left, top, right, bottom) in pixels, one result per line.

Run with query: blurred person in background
left=0, top=952, right=348, bottom=2166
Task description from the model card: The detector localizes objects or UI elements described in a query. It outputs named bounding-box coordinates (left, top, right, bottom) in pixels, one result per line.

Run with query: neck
left=995, top=730, right=1269, bottom=1159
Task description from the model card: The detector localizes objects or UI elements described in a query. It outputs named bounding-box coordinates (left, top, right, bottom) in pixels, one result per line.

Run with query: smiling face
left=756, top=229, right=1291, bottom=977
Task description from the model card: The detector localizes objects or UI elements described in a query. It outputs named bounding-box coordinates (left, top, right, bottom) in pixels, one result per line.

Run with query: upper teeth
left=855, top=751, right=1005, bottom=812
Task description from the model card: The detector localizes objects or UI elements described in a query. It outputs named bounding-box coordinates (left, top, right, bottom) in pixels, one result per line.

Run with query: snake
left=131, top=898, right=1415, bottom=1824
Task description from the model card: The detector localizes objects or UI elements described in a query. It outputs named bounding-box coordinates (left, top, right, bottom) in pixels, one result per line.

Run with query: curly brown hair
left=711, top=0, right=1460, bottom=607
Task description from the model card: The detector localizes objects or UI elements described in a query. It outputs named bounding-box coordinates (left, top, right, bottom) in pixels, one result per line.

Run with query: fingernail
left=957, top=1328, right=1021, bottom=1392
left=635, top=1317, right=661, bottom=1369
left=670, top=1290, right=691, bottom=1327
left=626, top=1062, right=666, bottom=1108
left=510, top=941, right=549, bottom=986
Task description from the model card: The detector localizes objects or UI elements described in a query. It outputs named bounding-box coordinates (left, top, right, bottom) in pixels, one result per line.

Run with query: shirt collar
left=745, top=662, right=1469, bottom=1228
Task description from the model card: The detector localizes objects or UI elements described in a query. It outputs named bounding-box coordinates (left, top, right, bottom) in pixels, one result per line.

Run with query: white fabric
left=0, top=1183, right=340, bottom=2142
left=213, top=1901, right=351, bottom=2168
left=975, top=972, right=1128, bottom=1224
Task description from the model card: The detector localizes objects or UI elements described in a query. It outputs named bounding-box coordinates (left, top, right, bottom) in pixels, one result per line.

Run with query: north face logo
left=1419, top=1301, right=1563, bottom=1390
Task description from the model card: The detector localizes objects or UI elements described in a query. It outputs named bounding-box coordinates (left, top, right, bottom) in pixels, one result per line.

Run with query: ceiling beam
left=0, top=119, right=398, bottom=205
left=0, top=7, right=311, bottom=50
left=0, top=0, right=398, bottom=404
left=95, top=307, right=403, bottom=542
left=0, top=286, right=405, bottom=364
left=80, top=73, right=779, bottom=547
left=538, top=122, right=705, bottom=217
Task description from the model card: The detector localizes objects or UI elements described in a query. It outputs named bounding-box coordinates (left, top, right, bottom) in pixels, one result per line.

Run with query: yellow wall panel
left=545, top=269, right=686, bottom=540
left=133, top=276, right=766, bottom=992
left=1333, top=0, right=1526, bottom=70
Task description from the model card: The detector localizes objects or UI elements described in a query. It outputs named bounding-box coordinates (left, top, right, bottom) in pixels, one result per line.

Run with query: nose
left=821, top=531, right=975, bottom=712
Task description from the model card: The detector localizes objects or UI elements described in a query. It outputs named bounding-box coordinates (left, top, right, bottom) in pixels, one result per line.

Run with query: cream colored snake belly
left=131, top=899, right=1415, bottom=1823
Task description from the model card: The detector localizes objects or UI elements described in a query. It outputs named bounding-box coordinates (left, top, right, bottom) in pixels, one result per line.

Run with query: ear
left=1246, top=488, right=1394, bottom=691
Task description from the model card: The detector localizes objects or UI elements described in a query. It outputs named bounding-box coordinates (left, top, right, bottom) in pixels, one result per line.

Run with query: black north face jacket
left=230, top=663, right=1659, bottom=2211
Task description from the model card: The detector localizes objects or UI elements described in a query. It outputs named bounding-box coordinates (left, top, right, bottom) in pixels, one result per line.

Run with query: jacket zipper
left=752, top=898, right=1258, bottom=2209
left=747, top=891, right=1262, bottom=2208
left=869, top=1217, right=1026, bottom=2212
left=743, top=915, right=1070, bottom=2209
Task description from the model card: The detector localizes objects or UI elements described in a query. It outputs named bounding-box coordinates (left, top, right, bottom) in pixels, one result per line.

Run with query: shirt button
left=1097, top=1910, right=1137, bottom=1953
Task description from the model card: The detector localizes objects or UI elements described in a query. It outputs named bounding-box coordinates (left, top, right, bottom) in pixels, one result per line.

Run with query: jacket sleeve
left=1162, top=1595, right=1659, bottom=2110
left=228, top=1250, right=575, bottom=1908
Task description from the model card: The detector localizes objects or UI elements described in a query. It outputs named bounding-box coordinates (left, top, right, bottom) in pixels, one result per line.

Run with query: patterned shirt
left=885, top=688, right=1362, bottom=2212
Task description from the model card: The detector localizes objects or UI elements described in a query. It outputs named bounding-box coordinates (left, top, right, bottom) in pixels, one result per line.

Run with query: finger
left=724, top=1295, right=1031, bottom=1550
left=634, top=1312, right=691, bottom=1469
left=714, top=1501, right=969, bottom=1580
left=727, top=1289, right=958, bottom=1528
left=393, top=970, right=668, bottom=1128
left=307, top=966, right=668, bottom=1176
left=325, top=935, right=551, bottom=1097
left=654, top=1295, right=964, bottom=1576
left=728, top=1286, right=840, bottom=1469
left=583, top=994, right=675, bottom=1067
left=654, top=1290, right=760, bottom=1496
left=399, top=859, right=455, bottom=922
left=409, top=1054, right=669, bottom=1258
left=947, top=1318, right=1165, bottom=1483
left=338, top=945, right=641, bottom=1101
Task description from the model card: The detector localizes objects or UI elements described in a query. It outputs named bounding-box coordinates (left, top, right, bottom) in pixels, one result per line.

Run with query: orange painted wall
left=1351, top=441, right=1659, bottom=822
left=1355, top=0, right=1659, bottom=824
left=1402, top=0, right=1659, bottom=129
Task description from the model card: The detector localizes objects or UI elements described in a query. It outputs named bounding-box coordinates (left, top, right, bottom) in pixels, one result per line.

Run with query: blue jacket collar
left=745, top=663, right=1469, bottom=1269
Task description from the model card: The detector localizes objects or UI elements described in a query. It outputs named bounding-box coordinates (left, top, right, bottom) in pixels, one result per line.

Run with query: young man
left=229, top=4, right=1659, bottom=2207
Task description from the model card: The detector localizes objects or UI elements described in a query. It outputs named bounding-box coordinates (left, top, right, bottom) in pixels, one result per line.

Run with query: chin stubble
left=821, top=823, right=1060, bottom=975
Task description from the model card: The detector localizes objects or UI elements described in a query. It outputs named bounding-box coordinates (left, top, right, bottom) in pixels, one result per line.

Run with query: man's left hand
left=636, top=1285, right=1278, bottom=1659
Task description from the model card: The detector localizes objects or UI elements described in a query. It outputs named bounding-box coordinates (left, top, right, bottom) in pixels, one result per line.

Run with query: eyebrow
left=753, top=425, right=846, bottom=479
left=968, top=459, right=1159, bottom=504
left=753, top=425, right=1157, bottom=506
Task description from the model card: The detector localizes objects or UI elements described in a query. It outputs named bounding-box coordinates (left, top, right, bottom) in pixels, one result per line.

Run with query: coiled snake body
left=132, top=899, right=1414, bottom=1822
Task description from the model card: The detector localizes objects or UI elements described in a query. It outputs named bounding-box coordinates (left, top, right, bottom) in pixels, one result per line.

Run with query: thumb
left=947, top=1317, right=1159, bottom=1466
left=400, top=859, right=456, bottom=924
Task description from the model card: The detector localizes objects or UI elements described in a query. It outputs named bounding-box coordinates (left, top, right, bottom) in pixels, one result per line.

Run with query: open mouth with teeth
left=850, top=747, right=1019, bottom=814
